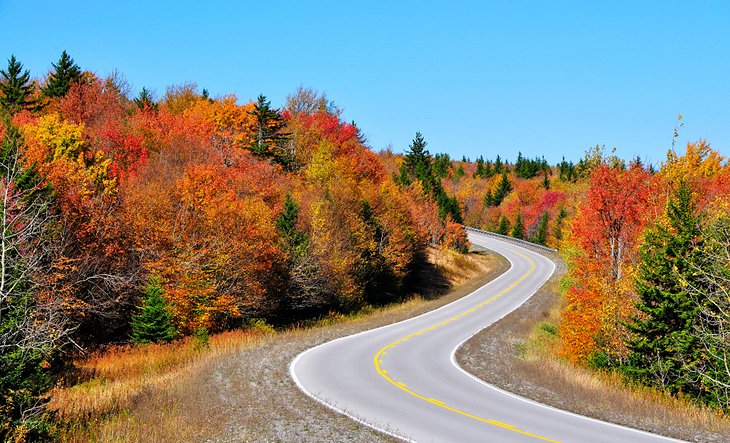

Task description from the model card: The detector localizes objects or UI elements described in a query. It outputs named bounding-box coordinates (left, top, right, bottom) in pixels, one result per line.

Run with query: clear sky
left=1, top=0, right=728, bottom=164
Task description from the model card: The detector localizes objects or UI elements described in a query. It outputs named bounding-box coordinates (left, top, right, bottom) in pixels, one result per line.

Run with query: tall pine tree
left=42, top=50, right=81, bottom=98
left=626, top=183, right=703, bottom=394
left=0, top=55, right=35, bottom=115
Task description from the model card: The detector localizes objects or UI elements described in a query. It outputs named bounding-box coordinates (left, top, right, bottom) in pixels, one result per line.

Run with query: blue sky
left=1, top=0, right=728, bottom=164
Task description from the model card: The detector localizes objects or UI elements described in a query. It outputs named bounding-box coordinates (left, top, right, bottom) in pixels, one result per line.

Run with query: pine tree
left=542, top=170, right=551, bottom=190
left=483, top=189, right=494, bottom=207
left=400, top=132, right=430, bottom=184
left=496, top=215, right=510, bottom=235
left=276, top=194, right=308, bottom=256
left=42, top=50, right=81, bottom=98
left=553, top=207, right=567, bottom=241
left=131, top=277, right=176, bottom=344
left=494, top=155, right=503, bottom=173
left=248, top=94, right=291, bottom=168
left=626, top=183, right=703, bottom=394
left=533, top=211, right=550, bottom=245
left=511, top=213, right=524, bottom=239
left=134, top=87, right=157, bottom=111
left=0, top=55, right=35, bottom=115
left=492, top=170, right=512, bottom=206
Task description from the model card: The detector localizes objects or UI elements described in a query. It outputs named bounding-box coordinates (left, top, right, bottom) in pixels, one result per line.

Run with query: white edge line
left=289, top=351, right=416, bottom=442
left=450, top=234, right=686, bottom=443
left=288, top=233, right=524, bottom=442
left=290, top=232, right=686, bottom=443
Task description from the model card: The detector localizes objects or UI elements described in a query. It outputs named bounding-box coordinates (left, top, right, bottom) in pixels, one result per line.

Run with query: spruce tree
left=131, top=277, right=176, bottom=344
left=533, top=211, right=550, bottom=245
left=248, top=94, right=291, bottom=167
left=134, top=87, right=157, bottom=111
left=496, top=215, right=510, bottom=235
left=42, top=50, right=81, bottom=98
left=492, top=170, right=512, bottom=206
left=0, top=55, right=35, bottom=115
left=511, top=213, right=524, bottom=239
left=276, top=194, right=308, bottom=256
left=626, top=183, right=703, bottom=394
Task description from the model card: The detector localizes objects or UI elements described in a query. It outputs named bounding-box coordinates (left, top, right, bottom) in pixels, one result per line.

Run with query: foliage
left=0, top=123, right=62, bottom=442
left=131, top=277, right=177, bottom=344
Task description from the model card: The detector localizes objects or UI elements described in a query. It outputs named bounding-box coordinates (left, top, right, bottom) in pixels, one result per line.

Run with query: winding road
left=290, top=231, right=681, bottom=442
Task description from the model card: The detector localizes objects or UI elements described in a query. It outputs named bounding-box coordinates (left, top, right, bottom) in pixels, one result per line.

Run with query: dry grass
left=50, top=248, right=498, bottom=442
left=516, top=280, right=730, bottom=440
left=50, top=325, right=277, bottom=442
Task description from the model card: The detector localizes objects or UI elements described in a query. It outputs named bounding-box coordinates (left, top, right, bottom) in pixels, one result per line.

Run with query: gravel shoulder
left=199, top=250, right=510, bottom=442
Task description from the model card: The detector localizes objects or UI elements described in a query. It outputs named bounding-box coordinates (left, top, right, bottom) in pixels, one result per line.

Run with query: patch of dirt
left=456, top=249, right=730, bottom=442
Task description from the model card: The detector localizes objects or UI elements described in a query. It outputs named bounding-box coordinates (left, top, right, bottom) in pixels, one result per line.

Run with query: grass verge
left=50, top=246, right=504, bottom=442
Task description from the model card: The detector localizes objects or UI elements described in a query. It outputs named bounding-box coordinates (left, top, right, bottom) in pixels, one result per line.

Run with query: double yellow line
left=373, top=249, right=560, bottom=442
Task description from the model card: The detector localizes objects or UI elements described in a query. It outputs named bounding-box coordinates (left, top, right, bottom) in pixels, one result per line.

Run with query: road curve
left=290, top=232, right=682, bottom=443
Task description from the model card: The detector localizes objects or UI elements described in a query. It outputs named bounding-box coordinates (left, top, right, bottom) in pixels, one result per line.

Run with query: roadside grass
left=50, top=246, right=497, bottom=442
left=517, top=278, right=730, bottom=437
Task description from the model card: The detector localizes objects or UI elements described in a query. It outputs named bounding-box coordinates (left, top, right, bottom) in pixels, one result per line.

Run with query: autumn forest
left=1, top=52, right=729, bottom=440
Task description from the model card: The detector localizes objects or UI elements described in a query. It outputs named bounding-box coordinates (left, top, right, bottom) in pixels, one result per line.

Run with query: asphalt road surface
left=290, top=231, right=682, bottom=442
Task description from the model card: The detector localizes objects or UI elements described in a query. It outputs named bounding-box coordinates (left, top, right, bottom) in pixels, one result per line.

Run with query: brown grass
left=518, top=283, right=730, bottom=439
left=50, top=248, right=497, bottom=442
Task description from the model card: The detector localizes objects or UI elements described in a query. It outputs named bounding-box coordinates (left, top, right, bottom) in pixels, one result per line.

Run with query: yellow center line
left=373, top=249, right=560, bottom=443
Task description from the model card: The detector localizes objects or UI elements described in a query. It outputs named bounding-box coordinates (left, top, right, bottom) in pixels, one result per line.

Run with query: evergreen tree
left=397, top=133, right=462, bottom=223
left=626, top=183, right=703, bottom=394
left=0, top=55, right=35, bottom=115
left=432, top=153, right=451, bottom=178
left=542, top=170, right=551, bottom=190
left=494, top=155, right=503, bottom=173
left=276, top=194, right=308, bottom=256
left=533, top=211, right=550, bottom=245
left=42, top=50, right=81, bottom=98
left=453, top=163, right=465, bottom=179
left=492, top=170, right=512, bottom=206
left=496, top=215, right=510, bottom=235
left=131, top=277, right=176, bottom=344
left=400, top=132, right=430, bottom=185
left=483, top=189, right=494, bottom=207
left=553, top=207, right=567, bottom=241
left=248, top=94, right=292, bottom=168
left=511, top=213, right=524, bottom=239
left=134, top=87, right=157, bottom=111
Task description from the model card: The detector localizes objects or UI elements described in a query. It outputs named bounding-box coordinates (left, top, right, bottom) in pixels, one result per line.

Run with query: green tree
left=496, top=215, right=510, bottom=235
left=0, top=55, right=35, bottom=115
left=397, top=133, right=462, bottom=223
left=248, top=94, right=292, bottom=168
left=134, top=87, right=157, bottom=111
left=491, top=170, right=512, bottom=206
left=42, top=51, right=81, bottom=98
left=276, top=194, right=308, bottom=256
left=553, top=207, right=567, bottom=241
left=131, top=277, right=176, bottom=344
left=511, top=213, right=524, bottom=239
left=625, top=183, right=703, bottom=395
left=533, top=211, right=550, bottom=245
